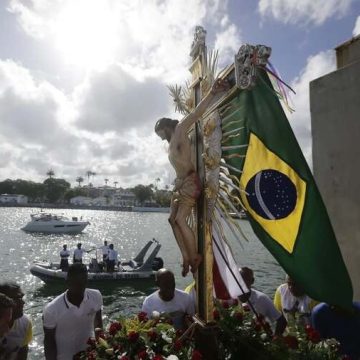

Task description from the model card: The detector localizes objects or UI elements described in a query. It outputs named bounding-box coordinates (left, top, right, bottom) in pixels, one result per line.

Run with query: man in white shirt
left=0, top=282, right=32, bottom=360
left=239, top=267, right=287, bottom=335
left=274, top=275, right=317, bottom=325
left=107, top=244, right=118, bottom=272
left=43, top=263, right=103, bottom=360
left=142, top=269, right=195, bottom=330
left=59, top=244, right=70, bottom=271
left=98, top=241, right=109, bottom=262
left=73, top=243, right=92, bottom=264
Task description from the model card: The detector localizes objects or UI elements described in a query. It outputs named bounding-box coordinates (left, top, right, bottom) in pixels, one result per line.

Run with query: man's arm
left=178, top=78, right=230, bottom=132
left=44, top=327, right=57, bottom=360
left=94, top=309, right=103, bottom=330
left=274, top=315, right=287, bottom=336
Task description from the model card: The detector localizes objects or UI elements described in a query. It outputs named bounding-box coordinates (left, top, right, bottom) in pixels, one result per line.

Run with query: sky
left=0, top=0, right=359, bottom=189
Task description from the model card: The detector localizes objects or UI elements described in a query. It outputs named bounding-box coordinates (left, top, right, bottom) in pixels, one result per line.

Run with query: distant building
left=92, top=196, right=108, bottom=206
left=0, top=194, right=28, bottom=204
left=111, top=190, right=137, bottom=207
left=310, top=34, right=360, bottom=300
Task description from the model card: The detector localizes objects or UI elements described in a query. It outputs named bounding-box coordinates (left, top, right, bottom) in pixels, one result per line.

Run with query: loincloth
left=173, top=172, right=201, bottom=207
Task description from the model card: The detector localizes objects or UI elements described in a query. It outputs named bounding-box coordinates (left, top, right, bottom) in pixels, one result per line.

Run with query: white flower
left=152, top=310, right=160, bottom=319
left=166, top=356, right=179, bottom=360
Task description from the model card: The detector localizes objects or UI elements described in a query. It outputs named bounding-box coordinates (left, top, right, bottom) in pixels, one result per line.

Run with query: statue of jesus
left=155, top=78, right=230, bottom=276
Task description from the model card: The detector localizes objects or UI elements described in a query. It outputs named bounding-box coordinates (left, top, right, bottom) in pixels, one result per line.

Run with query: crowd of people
left=0, top=264, right=359, bottom=359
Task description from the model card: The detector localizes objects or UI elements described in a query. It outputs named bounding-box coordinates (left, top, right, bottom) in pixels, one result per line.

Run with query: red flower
left=95, top=329, right=105, bottom=340
left=308, top=330, right=321, bottom=344
left=283, top=335, right=298, bottom=349
left=234, top=311, right=243, bottom=322
left=153, top=355, right=164, bottom=360
left=192, top=349, right=203, bottom=360
left=119, top=356, right=130, bottom=360
left=254, top=322, right=262, bottom=332
left=127, top=330, right=139, bottom=343
left=147, top=330, right=158, bottom=341
left=109, top=321, right=122, bottom=336
left=86, top=337, right=96, bottom=347
left=222, top=300, right=230, bottom=309
left=213, top=309, right=220, bottom=320
left=305, top=325, right=321, bottom=343
left=86, top=351, right=96, bottom=360
left=153, top=354, right=164, bottom=360
left=137, top=349, right=148, bottom=359
left=138, top=311, right=148, bottom=322
left=174, top=340, right=183, bottom=351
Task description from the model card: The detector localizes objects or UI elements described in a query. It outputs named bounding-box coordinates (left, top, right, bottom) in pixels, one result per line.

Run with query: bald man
left=142, top=269, right=195, bottom=329
left=240, top=267, right=287, bottom=335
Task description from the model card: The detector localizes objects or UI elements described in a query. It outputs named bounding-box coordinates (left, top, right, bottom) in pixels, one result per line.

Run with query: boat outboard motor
left=152, top=257, right=164, bottom=271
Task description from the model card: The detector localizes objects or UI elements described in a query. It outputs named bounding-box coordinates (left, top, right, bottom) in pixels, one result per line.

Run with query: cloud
left=258, top=0, right=352, bottom=26
left=288, top=51, right=336, bottom=167
left=73, top=65, right=169, bottom=134
left=214, top=24, right=242, bottom=68
left=2, top=0, right=243, bottom=188
left=353, top=15, right=360, bottom=36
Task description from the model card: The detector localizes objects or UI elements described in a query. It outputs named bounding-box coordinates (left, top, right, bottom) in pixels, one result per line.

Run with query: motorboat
left=21, top=212, right=90, bottom=234
left=30, top=239, right=164, bottom=283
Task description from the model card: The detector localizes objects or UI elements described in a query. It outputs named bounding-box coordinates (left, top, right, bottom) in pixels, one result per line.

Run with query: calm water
left=0, top=207, right=284, bottom=359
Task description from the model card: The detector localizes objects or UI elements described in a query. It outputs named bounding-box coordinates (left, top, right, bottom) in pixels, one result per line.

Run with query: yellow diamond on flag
left=240, top=133, right=307, bottom=253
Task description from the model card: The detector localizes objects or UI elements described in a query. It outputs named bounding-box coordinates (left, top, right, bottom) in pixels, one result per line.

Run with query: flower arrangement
left=76, top=311, right=201, bottom=360
left=77, top=302, right=343, bottom=360
left=214, top=300, right=342, bottom=360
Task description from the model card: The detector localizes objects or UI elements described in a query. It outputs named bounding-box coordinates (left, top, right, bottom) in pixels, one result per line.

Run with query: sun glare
left=53, top=1, right=118, bottom=69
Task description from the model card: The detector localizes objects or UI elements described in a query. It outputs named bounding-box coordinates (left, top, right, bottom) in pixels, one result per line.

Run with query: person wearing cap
left=59, top=245, right=70, bottom=271
left=154, top=77, right=230, bottom=277
left=73, top=243, right=92, bottom=264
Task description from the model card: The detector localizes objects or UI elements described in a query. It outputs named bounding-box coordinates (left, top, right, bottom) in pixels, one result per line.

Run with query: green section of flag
left=221, top=69, right=353, bottom=309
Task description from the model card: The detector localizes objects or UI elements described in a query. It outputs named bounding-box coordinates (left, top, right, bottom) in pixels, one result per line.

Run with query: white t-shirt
left=142, top=289, right=195, bottom=329
left=100, top=245, right=109, bottom=256
left=108, top=249, right=118, bottom=261
left=60, top=250, right=70, bottom=259
left=43, top=289, right=103, bottom=360
left=73, top=248, right=85, bottom=260
left=247, top=289, right=282, bottom=323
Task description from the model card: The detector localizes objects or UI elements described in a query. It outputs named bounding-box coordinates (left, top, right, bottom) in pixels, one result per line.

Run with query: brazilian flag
left=221, top=69, right=353, bottom=309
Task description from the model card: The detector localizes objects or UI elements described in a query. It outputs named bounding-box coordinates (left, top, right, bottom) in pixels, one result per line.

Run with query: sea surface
left=0, top=207, right=284, bottom=359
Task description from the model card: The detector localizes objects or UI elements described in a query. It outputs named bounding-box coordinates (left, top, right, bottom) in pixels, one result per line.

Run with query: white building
left=92, top=196, right=108, bottom=206
left=111, top=190, right=137, bottom=207
left=0, top=194, right=28, bottom=204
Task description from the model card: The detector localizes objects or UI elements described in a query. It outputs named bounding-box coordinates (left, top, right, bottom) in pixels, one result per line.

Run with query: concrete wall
left=310, top=59, right=360, bottom=301
left=336, top=35, right=360, bottom=68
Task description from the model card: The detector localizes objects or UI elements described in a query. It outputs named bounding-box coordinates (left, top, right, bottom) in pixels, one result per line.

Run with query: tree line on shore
left=0, top=177, right=171, bottom=207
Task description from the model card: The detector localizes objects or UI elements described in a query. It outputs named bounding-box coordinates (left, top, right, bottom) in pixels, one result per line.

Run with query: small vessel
left=30, top=239, right=164, bottom=283
left=21, top=213, right=90, bottom=234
